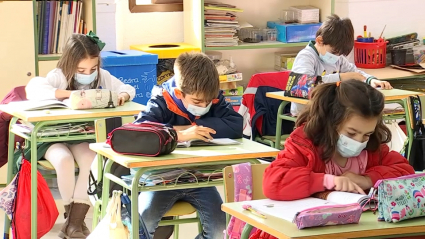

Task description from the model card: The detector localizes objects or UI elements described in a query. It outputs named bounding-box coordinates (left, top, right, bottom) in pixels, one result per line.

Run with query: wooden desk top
left=222, top=201, right=425, bottom=239
left=361, top=67, right=425, bottom=80
left=266, top=89, right=423, bottom=103
left=0, top=101, right=144, bottom=122
left=89, top=139, right=279, bottom=168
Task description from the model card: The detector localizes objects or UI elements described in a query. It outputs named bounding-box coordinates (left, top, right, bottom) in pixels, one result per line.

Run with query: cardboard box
left=289, top=5, right=320, bottom=24
left=219, top=72, right=243, bottom=82
left=275, top=53, right=297, bottom=70
left=222, top=86, right=244, bottom=96
left=220, top=81, right=238, bottom=90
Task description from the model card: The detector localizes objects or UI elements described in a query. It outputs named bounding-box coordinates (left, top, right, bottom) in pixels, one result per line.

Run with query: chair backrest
left=95, top=116, right=135, bottom=142
left=223, top=164, right=268, bottom=203
left=239, top=71, right=293, bottom=139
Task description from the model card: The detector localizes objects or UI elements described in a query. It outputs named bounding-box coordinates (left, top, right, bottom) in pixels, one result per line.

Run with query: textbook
left=313, top=191, right=376, bottom=209
left=177, top=138, right=241, bottom=148
left=248, top=191, right=375, bottom=223
left=9, top=100, right=70, bottom=111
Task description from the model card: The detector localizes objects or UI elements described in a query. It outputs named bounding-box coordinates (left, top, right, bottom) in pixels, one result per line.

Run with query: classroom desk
left=361, top=67, right=425, bottom=81
left=89, top=139, right=279, bottom=239
left=222, top=201, right=425, bottom=239
left=0, top=101, right=144, bottom=239
left=266, top=89, right=424, bottom=153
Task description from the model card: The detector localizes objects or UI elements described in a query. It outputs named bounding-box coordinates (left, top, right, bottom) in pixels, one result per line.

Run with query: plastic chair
left=91, top=116, right=202, bottom=239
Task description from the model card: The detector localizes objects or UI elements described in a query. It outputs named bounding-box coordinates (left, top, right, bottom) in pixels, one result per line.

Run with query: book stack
left=220, top=72, right=243, bottom=111
left=37, top=1, right=87, bottom=55
left=204, top=1, right=243, bottom=47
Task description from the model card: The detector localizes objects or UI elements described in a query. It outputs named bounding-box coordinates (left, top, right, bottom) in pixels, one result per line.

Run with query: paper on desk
left=247, top=198, right=337, bottom=222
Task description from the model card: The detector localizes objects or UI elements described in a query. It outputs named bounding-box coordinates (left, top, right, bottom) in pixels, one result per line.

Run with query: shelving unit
left=0, top=0, right=96, bottom=99
left=183, top=0, right=335, bottom=83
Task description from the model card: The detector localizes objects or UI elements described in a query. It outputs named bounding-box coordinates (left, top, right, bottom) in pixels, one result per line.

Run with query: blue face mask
left=75, top=70, right=98, bottom=85
left=187, top=102, right=212, bottom=116
left=320, top=52, right=339, bottom=65
left=337, top=134, right=368, bottom=158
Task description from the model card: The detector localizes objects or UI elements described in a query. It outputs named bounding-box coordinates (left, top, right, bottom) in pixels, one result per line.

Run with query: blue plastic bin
left=267, top=22, right=322, bottom=43
left=101, top=50, right=158, bottom=105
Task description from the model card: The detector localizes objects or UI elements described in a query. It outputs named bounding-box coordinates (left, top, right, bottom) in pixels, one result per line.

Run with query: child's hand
left=370, top=79, right=393, bottom=89
left=342, top=171, right=373, bottom=190
left=177, top=125, right=216, bottom=142
left=333, top=176, right=366, bottom=194
left=339, top=72, right=365, bottom=81
left=118, top=93, right=130, bottom=106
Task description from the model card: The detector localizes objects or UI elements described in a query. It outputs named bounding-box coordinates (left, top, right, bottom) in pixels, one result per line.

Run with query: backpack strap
left=227, top=162, right=253, bottom=239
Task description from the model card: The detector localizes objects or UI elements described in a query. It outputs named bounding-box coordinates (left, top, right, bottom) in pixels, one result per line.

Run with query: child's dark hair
left=175, top=52, right=219, bottom=102
left=316, top=14, right=354, bottom=56
left=296, top=80, right=391, bottom=160
left=57, top=34, right=101, bottom=90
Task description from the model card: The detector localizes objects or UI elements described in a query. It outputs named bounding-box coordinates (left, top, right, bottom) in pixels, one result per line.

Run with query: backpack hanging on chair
left=407, top=95, right=425, bottom=170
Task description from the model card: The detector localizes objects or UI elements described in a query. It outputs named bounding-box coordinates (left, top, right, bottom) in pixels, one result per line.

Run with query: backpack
left=226, top=162, right=255, bottom=238
left=407, top=95, right=425, bottom=170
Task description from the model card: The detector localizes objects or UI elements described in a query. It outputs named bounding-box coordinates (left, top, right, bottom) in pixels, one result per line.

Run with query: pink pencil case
left=294, top=203, right=362, bottom=229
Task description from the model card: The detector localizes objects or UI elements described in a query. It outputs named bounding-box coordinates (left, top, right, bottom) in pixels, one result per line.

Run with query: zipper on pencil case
left=292, top=203, right=360, bottom=223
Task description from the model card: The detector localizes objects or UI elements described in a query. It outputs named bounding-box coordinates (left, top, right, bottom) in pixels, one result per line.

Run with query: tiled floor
left=0, top=186, right=224, bottom=239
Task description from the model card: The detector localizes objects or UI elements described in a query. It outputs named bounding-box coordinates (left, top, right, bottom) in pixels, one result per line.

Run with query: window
left=130, top=0, right=183, bottom=13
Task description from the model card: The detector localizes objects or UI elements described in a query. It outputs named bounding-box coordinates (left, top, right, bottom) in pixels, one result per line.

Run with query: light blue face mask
left=337, top=134, right=368, bottom=158
left=187, top=102, right=212, bottom=116
left=320, top=52, right=340, bottom=65
left=75, top=70, right=98, bottom=85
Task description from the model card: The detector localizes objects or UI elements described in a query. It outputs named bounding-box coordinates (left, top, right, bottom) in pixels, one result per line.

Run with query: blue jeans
left=138, top=187, right=225, bottom=239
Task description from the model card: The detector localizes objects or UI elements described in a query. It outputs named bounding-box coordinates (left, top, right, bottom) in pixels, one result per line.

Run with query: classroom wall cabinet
left=0, top=0, right=96, bottom=99
left=0, top=1, right=36, bottom=99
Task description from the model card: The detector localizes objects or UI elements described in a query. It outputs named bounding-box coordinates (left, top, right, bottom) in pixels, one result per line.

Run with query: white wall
left=115, top=0, right=184, bottom=50
left=335, top=0, right=425, bottom=40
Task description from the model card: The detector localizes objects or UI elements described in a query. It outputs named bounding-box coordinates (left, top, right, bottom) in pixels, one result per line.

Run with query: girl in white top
left=26, top=32, right=135, bottom=239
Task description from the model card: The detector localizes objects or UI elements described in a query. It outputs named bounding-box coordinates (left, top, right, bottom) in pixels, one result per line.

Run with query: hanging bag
left=88, top=190, right=130, bottom=239
left=11, top=156, right=59, bottom=239
left=407, top=95, right=425, bottom=170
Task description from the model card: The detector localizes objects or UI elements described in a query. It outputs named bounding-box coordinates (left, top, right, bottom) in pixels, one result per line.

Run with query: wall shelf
left=205, top=41, right=307, bottom=51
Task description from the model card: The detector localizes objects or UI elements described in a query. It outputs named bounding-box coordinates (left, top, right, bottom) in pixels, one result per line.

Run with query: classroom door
left=0, top=1, right=35, bottom=99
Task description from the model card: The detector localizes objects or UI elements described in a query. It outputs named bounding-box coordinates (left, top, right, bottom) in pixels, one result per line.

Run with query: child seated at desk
left=24, top=32, right=135, bottom=238
left=254, top=80, right=416, bottom=239
left=263, top=80, right=414, bottom=200
left=290, top=14, right=393, bottom=116
left=134, top=52, right=243, bottom=239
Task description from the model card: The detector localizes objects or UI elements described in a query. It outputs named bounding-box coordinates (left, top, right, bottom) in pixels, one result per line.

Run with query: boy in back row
left=291, top=14, right=393, bottom=116
left=135, top=52, right=243, bottom=239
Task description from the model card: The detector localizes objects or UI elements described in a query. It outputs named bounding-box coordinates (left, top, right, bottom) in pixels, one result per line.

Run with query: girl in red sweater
left=263, top=79, right=414, bottom=200
left=252, top=80, right=415, bottom=239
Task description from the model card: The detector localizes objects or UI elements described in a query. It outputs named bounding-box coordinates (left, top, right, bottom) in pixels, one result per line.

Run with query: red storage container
left=354, top=39, right=387, bottom=69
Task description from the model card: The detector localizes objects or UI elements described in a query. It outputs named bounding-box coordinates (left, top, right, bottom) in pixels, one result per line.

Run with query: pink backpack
left=226, top=162, right=256, bottom=239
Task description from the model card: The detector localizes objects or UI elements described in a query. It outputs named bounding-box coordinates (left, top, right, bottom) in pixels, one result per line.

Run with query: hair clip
left=86, top=31, right=106, bottom=51
left=336, top=81, right=341, bottom=87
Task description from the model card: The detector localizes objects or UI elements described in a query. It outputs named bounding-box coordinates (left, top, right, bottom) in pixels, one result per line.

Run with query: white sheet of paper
left=208, top=138, right=241, bottom=145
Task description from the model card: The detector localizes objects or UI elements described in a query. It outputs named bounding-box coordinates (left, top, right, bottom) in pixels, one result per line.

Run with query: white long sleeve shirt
left=26, top=68, right=136, bottom=101
left=290, top=41, right=376, bottom=116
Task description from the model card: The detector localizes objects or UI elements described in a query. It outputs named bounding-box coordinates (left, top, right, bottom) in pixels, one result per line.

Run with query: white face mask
left=75, top=70, right=98, bottom=85
left=337, top=134, right=368, bottom=158
left=320, top=51, right=339, bottom=65
left=187, top=102, right=212, bottom=116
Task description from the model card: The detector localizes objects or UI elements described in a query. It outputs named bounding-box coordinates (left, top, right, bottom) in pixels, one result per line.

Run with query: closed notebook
left=177, top=138, right=241, bottom=148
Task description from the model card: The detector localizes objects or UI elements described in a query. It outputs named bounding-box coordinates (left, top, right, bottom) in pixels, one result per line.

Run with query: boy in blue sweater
left=291, top=14, right=393, bottom=116
left=135, top=52, right=242, bottom=239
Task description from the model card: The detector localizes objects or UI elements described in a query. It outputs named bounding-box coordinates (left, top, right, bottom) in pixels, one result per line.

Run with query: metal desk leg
left=30, top=122, right=45, bottom=239
left=3, top=117, right=19, bottom=238
left=130, top=166, right=150, bottom=239
left=100, top=158, right=114, bottom=218
left=241, top=224, right=254, bottom=239
left=274, top=101, right=290, bottom=150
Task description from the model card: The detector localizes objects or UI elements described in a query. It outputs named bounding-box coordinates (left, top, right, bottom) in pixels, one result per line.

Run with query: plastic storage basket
left=354, top=39, right=387, bottom=68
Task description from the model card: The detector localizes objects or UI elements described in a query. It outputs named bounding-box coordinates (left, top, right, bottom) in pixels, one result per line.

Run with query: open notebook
left=9, top=100, right=70, bottom=111
left=177, top=138, right=241, bottom=148
left=247, top=191, right=375, bottom=223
